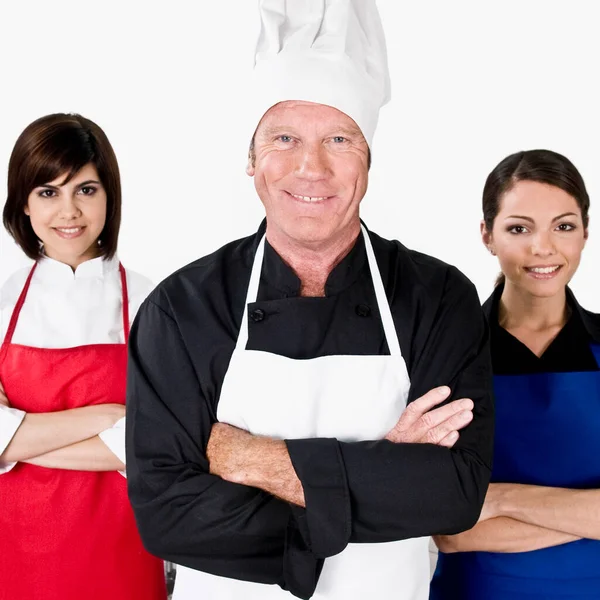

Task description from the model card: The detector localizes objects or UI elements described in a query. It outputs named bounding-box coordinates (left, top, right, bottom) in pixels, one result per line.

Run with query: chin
left=520, top=279, right=567, bottom=299
left=283, top=220, right=337, bottom=244
left=48, top=240, right=97, bottom=261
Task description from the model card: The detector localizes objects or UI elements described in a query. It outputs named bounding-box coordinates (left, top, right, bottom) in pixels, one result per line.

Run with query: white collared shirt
left=0, top=255, right=154, bottom=475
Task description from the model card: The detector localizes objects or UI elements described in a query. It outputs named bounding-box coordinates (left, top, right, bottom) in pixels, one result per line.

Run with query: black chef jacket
left=484, top=283, right=600, bottom=375
left=126, top=220, right=494, bottom=599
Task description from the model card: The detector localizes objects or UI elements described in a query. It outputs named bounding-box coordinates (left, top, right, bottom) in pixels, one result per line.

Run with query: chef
left=125, top=1, right=494, bottom=599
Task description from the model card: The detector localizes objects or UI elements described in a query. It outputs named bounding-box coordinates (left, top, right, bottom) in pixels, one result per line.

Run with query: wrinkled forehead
left=254, top=100, right=365, bottom=140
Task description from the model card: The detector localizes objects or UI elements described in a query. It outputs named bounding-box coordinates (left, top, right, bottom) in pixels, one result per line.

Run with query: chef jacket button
left=355, top=303, right=371, bottom=317
left=250, top=308, right=266, bottom=322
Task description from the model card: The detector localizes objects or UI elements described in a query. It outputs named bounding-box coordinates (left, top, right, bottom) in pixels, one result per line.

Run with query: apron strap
left=1, top=263, right=37, bottom=350
left=0, top=263, right=37, bottom=367
left=118, top=263, right=130, bottom=344
left=360, top=225, right=402, bottom=357
left=236, top=237, right=267, bottom=350
left=235, top=225, right=402, bottom=357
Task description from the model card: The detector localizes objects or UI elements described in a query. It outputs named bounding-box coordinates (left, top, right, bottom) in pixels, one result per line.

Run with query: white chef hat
left=249, top=0, right=391, bottom=148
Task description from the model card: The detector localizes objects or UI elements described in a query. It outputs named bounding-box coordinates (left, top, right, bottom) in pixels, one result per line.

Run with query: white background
left=1, top=0, right=599, bottom=308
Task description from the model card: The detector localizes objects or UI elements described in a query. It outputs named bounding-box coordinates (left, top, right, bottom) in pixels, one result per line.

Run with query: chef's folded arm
left=126, top=268, right=493, bottom=581
left=281, top=267, right=494, bottom=554
left=126, top=298, right=321, bottom=594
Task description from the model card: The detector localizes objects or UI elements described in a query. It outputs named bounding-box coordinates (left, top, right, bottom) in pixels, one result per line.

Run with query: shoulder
left=579, top=305, right=600, bottom=329
left=0, top=266, right=32, bottom=309
left=481, top=286, right=499, bottom=324
left=146, top=232, right=257, bottom=315
left=570, top=289, right=600, bottom=344
left=369, top=228, right=477, bottom=303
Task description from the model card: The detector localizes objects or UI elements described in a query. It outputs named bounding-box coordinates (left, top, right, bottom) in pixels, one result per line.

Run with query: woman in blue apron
left=430, top=149, right=600, bottom=599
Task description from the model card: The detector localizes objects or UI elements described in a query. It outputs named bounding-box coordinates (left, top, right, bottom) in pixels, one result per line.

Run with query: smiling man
left=125, top=1, right=494, bottom=599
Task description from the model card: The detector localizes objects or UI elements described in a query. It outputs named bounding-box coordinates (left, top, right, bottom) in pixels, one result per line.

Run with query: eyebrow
left=38, top=179, right=101, bottom=190
left=505, top=212, right=578, bottom=223
left=261, top=126, right=362, bottom=137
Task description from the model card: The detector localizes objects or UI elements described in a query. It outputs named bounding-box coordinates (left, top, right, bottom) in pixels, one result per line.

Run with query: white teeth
left=56, top=227, right=81, bottom=234
left=529, top=266, right=560, bottom=274
left=291, top=193, right=328, bottom=202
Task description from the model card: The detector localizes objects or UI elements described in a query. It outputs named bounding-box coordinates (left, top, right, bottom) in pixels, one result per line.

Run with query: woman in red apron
left=0, top=114, right=166, bottom=600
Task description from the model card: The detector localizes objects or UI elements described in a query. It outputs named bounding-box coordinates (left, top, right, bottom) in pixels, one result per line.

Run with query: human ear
left=246, top=155, right=255, bottom=177
left=481, top=220, right=494, bottom=254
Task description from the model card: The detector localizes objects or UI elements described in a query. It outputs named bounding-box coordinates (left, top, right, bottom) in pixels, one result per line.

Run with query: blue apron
left=430, top=343, right=600, bottom=599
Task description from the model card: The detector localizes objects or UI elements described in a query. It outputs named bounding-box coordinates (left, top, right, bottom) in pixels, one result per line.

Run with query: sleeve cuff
left=99, top=416, right=127, bottom=477
left=285, top=438, right=351, bottom=558
left=282, top=512, right=324, bottom=600
left=0, top=405, right=26, bottom=475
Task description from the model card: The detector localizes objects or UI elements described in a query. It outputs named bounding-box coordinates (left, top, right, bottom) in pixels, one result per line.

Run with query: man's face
left=248, top=101, right=369, bottom=246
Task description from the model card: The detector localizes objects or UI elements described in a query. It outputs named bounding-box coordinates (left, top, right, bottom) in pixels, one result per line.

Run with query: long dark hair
left=482, top=149, right=590, bottom=286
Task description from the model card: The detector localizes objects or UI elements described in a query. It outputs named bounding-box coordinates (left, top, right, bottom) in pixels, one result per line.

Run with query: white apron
left=173, top=226, right=430, bottom=599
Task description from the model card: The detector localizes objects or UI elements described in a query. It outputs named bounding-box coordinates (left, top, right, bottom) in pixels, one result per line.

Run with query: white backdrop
left=1, top=0, right=599, bottom=309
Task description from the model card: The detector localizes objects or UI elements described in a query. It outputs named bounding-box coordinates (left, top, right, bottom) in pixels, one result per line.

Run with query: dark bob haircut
left=3, top=113, right=121, bottom=260
left=482, top=149, right=590, bottom=286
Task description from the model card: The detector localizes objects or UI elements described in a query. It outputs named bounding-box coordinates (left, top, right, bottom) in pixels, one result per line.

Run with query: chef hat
left=249, top=0, right=391, bottom=148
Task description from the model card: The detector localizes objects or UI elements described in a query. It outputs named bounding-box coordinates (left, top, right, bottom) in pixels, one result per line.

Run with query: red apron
left=0, top=263, right=166, bottom=600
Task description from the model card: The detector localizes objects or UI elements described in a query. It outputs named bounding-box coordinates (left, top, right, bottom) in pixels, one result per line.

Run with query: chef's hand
left=0, top=382, right=10, bottom=407
left=385, top=386, right=473, bottom=448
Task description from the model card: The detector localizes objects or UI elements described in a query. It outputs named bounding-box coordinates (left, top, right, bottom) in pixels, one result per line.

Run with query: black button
left=250, top=308, right=265, bottom=322
left=355, top=304, right=371, bottom=317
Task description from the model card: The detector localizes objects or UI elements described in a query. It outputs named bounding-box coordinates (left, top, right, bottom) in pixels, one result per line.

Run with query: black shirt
left=483, top=284, right=600, bottom=375
left=125, top=221, right=494, bottom=599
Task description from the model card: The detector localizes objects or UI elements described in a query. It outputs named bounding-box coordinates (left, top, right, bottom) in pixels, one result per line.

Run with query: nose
left=295, top=143, right=331, bottom=181
left=531, top=231, right=556, bottom=257
left=58, top=194, right=82, bottom=220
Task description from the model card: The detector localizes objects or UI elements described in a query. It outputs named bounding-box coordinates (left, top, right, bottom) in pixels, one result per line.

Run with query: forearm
left=23, top=436, right=125, bottom=471
left=433, top=517, right=581, bottom=554
left=238, top=437, right=305, bottom=507
left=234, top=435, right=490, bottom=560
left=499, top=485, right=600, bottom=540
left=288, top=438, right=490, bottom=542
left=129, top=435, right=318, bottom=594
left=0, top=405, right=123, bottom=463
left=126, top=299, right=321, bottom=599
left=128, top=466, right=317, bottom=593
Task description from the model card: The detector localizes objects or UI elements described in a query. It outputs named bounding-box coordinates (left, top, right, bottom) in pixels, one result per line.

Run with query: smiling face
left=247, top=101, right=370, bottom=247
left=24, top=163, right=107, bottom=268
left=482, top=180, right=588, bottom=298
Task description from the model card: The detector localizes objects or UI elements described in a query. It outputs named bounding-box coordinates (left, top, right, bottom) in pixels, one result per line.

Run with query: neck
left=266, top=221, right=361, bottom=297
left=499, top=281, right=569, bottom=331
left=44, top=248, right=101, bottom=272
